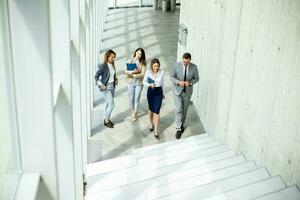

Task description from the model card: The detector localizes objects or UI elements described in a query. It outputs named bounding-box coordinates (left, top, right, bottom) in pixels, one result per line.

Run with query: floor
left=88, top=6, right=205, bottom=163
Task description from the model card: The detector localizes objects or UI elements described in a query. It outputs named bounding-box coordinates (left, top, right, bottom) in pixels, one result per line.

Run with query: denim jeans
left=102, top=83, right=115, bottom=121
left=128, top=83, right=143, bottom=113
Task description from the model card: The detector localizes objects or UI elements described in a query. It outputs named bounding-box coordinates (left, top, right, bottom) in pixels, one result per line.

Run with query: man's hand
left=184, top=81, right=192, bottom=86
left=178, top=81, right=185, bottom=87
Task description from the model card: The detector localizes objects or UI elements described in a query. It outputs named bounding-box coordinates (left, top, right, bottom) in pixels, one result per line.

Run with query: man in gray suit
left=170, top=53, right=199, bottom=139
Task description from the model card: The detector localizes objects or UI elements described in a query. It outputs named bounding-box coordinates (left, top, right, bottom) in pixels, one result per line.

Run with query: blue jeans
left=128, top=83, right=143, bottom=113
left=102, top=83, right=115, bottom=121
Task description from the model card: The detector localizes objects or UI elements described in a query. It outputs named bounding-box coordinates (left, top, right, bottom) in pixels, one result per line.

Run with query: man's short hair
left=182, top=52, right=191, bottom=60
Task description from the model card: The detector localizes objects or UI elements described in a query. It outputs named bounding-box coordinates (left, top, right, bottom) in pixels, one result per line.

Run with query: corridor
left=88, top=6, right=205, bottom=163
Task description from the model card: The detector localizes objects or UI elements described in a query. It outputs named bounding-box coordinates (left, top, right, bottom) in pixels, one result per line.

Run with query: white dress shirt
left=182, top=63, right=189, bottom=78
left=107, top=63, right=115, bottom=83
left=143, top=69, right=164, bottom=88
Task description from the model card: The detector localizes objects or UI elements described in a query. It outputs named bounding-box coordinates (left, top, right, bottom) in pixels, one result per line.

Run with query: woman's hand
left=150, top=83, right=156, bottom=88
left=115, top=77, right=119, bottom=86
left=133, top=68, right=141, bottom=74
left=100, top=85, right=107, bottom=90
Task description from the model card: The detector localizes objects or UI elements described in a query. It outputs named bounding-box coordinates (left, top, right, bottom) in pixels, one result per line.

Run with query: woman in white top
left=95, top=49, right=118, bottom=128
left=143, top=58, right=164, bottom=139
left=125, top=48, right=146, bottom=121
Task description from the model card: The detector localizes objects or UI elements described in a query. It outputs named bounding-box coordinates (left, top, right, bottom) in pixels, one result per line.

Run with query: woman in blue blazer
left=95, top=49, right=118, bottom=128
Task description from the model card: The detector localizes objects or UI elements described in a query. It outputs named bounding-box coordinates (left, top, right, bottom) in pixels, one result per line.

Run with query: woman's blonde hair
left=103, top=49, right=116, bottom=68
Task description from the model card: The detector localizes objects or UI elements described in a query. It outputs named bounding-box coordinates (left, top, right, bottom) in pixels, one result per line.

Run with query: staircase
left=85, top=133, right=300, bottom=200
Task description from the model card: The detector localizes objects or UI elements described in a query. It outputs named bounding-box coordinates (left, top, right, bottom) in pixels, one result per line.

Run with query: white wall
left=178, top=0, right=300, bottom=187
left=0, top=2, right=21, bottom=199
left=91, top=0, right=109, bottom=110
left=8, top=1, right=59, bottom=198
left=1, top=0, right=109, bottom=199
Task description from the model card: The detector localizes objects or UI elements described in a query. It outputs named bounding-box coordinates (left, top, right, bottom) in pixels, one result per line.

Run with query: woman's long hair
left=104, top=49, right=116, bottom=68
left=133, top=48, right=146, bottom=66
left=150, top=58, right=160, bottom=73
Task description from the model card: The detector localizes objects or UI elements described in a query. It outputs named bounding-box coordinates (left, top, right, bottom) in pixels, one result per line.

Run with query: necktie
left=183, top=65, right=187, bottom=92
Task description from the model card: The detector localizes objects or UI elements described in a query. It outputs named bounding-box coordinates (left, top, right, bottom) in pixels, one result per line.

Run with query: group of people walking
left=95, top=48, right=199, bottom=139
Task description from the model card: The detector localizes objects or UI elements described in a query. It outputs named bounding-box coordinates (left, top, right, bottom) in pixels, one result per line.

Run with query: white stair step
left=87, top=154, right=244, bottom=193
left=133, top=133, right=209, bottom=153
left=146, top=161, right=258, bottom=199
left=253, top=186, right=300, bottom=200
left=141, top=150, right=236, bottom=180
left=87, top=146, right=232, bottom=187
left=201, top=176, right=286, bottom=200
left=136, top=136, right=217, bottom=161
left=137, top=140, right=221, bottom=164
left=87, top=150, right=237, bottom=191
left=87, top=143, right=227, bottom=177
left=157, top=168, right=271, bottom=200
left=141, top=144, right=228, bottom=171
left=86, top=154, right=137, bottom=177
left=87, top=161, right=258, bottom=200
left=86, top=134, right=212, bottom=176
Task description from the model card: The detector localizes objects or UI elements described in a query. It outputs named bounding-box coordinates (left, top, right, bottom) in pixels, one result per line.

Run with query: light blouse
left=125, top=58, right=146, bottom=85
left=143, top=69, right=164, bottom=88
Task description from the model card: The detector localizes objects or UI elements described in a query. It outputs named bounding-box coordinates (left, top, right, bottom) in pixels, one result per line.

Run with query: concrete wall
left=178, top=0, right=300, bottom=187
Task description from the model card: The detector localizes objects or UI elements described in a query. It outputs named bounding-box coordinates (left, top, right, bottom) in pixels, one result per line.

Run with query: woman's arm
left=143, top=70, right=150, bottom=87
left=125, top=58, right=133, bottom=75
left=133, top=64, right=145, bottom=78
left=125, top=58, right=141, bottom=75
left=155, top=70, right=164, bottom=87
left=161, top=71, right=164, bottom=89
left=95, top=64, right=104, bottom=86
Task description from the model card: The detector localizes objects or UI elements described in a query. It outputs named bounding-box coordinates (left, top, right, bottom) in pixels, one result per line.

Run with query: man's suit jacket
left=170, top=61, right=199, bottom=96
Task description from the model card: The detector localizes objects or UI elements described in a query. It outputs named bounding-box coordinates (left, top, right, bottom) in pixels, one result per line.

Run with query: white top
left=182, top=62, right=189, bottom=77
left=132, top=58, right=140, bottom=66
left=107, top=63, right=115, bottom=83
left=143, top=69, right=164, bottom=88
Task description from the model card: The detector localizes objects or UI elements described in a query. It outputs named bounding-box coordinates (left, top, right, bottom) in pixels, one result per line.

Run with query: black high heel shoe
left=149, top=124, right=154, bottom=132
left=154, top=130, right=159, bottom=139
